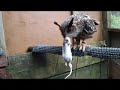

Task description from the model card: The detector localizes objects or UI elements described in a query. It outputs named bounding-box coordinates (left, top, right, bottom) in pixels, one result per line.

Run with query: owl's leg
left=71, top=38, right=78, bottom=49
left=79, top=40, right=91, bottom=52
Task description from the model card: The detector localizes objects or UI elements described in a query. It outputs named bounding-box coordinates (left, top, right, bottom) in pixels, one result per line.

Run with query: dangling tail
left=65, top=63, right=72, bottom=79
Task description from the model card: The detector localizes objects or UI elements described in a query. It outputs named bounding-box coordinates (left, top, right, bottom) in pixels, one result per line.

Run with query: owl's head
left=54, top=18, right=75, bottom=38
left=83, top=18, right=100, bottom=34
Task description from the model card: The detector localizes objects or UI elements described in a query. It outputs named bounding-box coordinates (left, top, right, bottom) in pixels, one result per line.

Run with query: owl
left=54, top=14, right=100, bottom=51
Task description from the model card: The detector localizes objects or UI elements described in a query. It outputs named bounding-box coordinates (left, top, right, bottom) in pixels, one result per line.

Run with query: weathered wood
left=49, top=61, right=108, bottom=79
left=7, top=52, right=105, bottom=79
left=0, top=49, right=10, bottom=79
left=0, top=12, right=6, bottom=52
left=0, top=55, right=8, bottom=68
left=0, top=48, right=8, bottom=68
left=102, top=11, right=111, bottom=79
left=111, top=60, right=120, bottom=79
left=0, top=68, right=12, bottom=79
left=102, top=11, right=110, bottom=46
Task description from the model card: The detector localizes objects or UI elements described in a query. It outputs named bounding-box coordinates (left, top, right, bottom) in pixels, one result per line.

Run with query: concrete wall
left=2, top=11, right=103, bottom=56
left=2, top=11, right=70, bottom=56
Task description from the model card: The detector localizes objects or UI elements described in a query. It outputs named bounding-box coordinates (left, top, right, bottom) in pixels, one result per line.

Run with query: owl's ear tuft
left=68, top=18, right=74, bottom=29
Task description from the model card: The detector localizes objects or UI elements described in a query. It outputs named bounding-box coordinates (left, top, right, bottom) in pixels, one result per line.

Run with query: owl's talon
left=82, top=45, right=86, bottom=52
left=79, top=46, right=82, bottom=51
left=72, top=44, right=79, bottom=50
left=79, top=45, right=85, bottom=52
left=79, top=42, right=91, bottom=52
left=72, top=46, right=76, bottom=50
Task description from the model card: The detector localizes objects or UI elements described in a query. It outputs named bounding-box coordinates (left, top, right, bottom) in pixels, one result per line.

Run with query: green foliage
left=110, top=14, right=120, bottom=29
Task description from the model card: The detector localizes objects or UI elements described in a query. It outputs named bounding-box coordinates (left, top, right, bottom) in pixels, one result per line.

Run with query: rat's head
left=64, top=36, right=71, bottom=46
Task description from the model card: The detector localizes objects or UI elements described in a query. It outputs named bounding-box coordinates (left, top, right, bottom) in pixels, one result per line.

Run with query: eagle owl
left=54, top=14, right=100, bottom=51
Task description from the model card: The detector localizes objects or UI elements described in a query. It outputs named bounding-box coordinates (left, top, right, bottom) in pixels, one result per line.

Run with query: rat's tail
left=65, top=63, right=72, bottom=79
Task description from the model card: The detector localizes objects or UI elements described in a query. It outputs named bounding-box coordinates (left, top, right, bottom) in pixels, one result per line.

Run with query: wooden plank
left=0, top=55, right=8, bottom=68
left=102, top=11, right=111, bottom=79
left=102, top=11, right=110, bottom=46
left=0, top=12, right=6, bottom=53
left=0, top=68, right=11, bottom=79
left=111, top=60, right=120, bottom=79
left=108, top=28, right=120, bottom=32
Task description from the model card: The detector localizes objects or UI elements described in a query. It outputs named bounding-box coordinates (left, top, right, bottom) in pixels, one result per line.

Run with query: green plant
left=110, top=14, right=120, bottom=29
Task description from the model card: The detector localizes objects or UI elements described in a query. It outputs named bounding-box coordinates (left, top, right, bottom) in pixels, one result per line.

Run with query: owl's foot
left=71, top=44, right=78, bottom=50
left=79, top=41, right=91, bottom=52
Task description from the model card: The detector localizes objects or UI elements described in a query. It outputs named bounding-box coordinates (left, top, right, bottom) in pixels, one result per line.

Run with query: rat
left=62, top=36, right=73, bottom=79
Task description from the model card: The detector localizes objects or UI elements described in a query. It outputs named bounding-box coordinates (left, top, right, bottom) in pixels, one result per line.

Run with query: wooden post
left=0, top=12, right=6, bottom=53
left=0, top=12, right=11, bottom=79
left=102, top=11, right=112, bottom=79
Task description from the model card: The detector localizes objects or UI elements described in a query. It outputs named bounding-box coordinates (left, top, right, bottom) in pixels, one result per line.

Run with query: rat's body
left=62, top=36, right=72, bottom=79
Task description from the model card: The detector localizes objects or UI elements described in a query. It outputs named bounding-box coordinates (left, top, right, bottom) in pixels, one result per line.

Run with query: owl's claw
left=71, top=44, right=78, bottom=50
left=79, top=42, right=90, bottom=52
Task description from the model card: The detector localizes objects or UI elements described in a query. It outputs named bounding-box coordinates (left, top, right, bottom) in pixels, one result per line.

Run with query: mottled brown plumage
left=54, top=14, right=100, bottom=51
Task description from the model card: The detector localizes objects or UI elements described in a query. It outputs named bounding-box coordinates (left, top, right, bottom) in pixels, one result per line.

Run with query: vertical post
left=0, top=12, right=11, bottom=79
left=102, top=11, right=112, bottom=79
left=102, top=11, right=110, bottom=46
left=0, top=11, right=6, bottom=53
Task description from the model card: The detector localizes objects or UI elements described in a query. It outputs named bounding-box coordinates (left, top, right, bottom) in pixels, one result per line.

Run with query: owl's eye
left=77, top=22, right=80, bottom=25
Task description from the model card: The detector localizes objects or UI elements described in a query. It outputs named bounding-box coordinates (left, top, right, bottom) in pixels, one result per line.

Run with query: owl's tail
left=26, top=46, right=33, bottom=52
left=53, top=21, right=61, bottom=28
